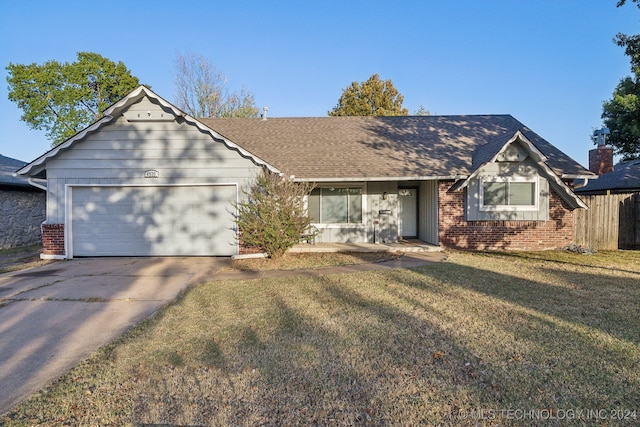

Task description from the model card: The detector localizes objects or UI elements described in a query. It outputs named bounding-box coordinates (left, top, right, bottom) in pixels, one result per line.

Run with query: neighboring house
left=0, top=154, right=46, bottom=249
left=575, top=159, right=640, bottom=195
left=16, top=86, right=594, bottom=259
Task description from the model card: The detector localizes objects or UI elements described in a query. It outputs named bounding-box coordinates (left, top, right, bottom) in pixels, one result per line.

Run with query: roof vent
left=261, top=106, right=268, bottom=121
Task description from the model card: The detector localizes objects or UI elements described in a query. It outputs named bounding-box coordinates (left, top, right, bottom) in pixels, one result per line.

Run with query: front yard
left=3, top=250, right=639, bottom=426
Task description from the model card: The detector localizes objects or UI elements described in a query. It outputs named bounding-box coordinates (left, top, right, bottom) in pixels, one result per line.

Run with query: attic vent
left=123, top=110, right=176, bottom=122
left=497, top=144, right=528, bottom=162
left=261, top=107, right=268, bottom=121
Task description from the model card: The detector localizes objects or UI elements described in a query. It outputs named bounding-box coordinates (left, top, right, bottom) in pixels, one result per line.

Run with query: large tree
left=6, top=52, right=141, bottom=146
left=328, top=73, right=408, bottom=116
left=602, top=77, right=640, bottom=159
left=601, top=0, right=640, bottom=159
left=173, top=52, right=259, bottom=118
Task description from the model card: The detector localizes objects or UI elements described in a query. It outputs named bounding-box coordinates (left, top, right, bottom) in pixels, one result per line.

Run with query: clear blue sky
left=1, top=0, right=637, bottom=167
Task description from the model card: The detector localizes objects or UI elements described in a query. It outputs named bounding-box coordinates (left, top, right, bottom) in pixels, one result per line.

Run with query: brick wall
left=238, top=241, right=265, bottom=255
left=588, top=145, right=614, bottom=175
left=41, top=223, right=65, bottom=256
left=438, top=181, right=575, bottom=250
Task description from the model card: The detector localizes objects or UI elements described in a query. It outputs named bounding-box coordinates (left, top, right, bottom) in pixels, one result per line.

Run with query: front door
left=398, top=188, right=418, bottom=239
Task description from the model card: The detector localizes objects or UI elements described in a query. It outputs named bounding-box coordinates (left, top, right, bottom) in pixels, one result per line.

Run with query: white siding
left=45, top=96, right=262, bottom=224
left=419, top=181, right=439, bottom=244
left=466, top=160, right=550, bottom=221
left=366, top=182, right=398, bottom=244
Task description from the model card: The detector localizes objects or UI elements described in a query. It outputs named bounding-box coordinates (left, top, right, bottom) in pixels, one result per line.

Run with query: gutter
left=9, top=173, right=47, bottom=191
left=561, top=174, right=597, bottom=179
left=292, top=175, right=466, bottom=183
left=27, top=177, right=47, bottom=191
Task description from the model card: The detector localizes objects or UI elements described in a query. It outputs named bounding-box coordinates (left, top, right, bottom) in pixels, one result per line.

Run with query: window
left=308, top=187, right=362, bottom=224
left=480, top=178, right=537, bottom=210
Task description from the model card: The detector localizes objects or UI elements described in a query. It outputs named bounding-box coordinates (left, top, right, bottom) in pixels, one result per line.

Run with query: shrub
left=235, top=170, right=315, bottom=258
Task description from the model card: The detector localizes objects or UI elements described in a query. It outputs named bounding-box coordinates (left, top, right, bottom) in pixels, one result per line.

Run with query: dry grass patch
left=0, top=245, right=50, bottom=274
left=3, top=251, right=640, bottom=426
left=225, top=251, right=401, bottom=271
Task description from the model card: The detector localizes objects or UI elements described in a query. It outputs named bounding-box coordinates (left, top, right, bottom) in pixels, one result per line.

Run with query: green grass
left=3, top=250, right=640, bottom=426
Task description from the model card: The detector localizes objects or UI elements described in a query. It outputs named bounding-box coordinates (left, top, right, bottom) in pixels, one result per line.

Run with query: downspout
left=27, top=177, right=47, bottom=191
left=11, top=173, right=47, bottom=191
left=579, top=177, right=590, bottom=189
left=22, top=176, right=62, bottom=260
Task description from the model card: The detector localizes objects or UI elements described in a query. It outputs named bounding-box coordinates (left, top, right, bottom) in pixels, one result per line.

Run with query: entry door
left=398, top=188, right=418, bottom=238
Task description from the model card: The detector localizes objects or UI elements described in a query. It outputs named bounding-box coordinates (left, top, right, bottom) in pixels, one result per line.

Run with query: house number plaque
left=144, top=170, right=159, bottom=178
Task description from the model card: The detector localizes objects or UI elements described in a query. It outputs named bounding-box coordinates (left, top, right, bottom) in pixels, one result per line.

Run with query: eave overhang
left=292, top=175, right=465, bottom=183
left=16, top=86, right=281, bottom=177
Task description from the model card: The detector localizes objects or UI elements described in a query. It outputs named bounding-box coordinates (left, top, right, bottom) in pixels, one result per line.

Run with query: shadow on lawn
left=402, top=259, right=640, bottom=346
left=223, top=276, right=497, bottom=424
left=379, top=263, right=640, bottom=403
left=476, top=250, right=640, bottom=277
left=131, top=260, right=639, bottom=426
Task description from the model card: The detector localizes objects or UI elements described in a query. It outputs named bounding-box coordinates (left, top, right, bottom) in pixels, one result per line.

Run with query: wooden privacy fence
left=574, top=193, right=640, bottom=250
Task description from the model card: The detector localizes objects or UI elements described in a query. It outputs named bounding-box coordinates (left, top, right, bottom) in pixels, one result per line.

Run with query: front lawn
left=3, top=251, right=639, bottom=426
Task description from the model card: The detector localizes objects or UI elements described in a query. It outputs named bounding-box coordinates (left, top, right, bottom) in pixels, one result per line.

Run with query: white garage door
left=70, top=185, right=237, bottom=256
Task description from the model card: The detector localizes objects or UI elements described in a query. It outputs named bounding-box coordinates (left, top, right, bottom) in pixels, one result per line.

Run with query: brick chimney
left=589, top=127, right=614, bottom=175
left=589, top=145, right=614, bottom=175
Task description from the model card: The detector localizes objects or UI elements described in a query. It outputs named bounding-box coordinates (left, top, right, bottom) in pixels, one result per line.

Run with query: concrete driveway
left=0, top=256, right=228, bottom=415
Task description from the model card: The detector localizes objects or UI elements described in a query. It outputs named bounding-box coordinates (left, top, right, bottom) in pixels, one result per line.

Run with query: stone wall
left=0, top=188, right=46, bottom=249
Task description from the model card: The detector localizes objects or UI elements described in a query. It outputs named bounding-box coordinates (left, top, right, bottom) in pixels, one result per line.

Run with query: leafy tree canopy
left=328, top=74, right=408, bottom=116
left=601, top=0, right=640, bottom=159
left=173, top=52, right=259, bottom=118
left=6, top=52, right=142, bottom=146
left=602, top=77, right=640, bottom=160
left=615, top=0, right=640, bottom=76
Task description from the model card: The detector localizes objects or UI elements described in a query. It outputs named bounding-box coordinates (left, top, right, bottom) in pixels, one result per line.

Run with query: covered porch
left=308, top=180, right=440, bottom=246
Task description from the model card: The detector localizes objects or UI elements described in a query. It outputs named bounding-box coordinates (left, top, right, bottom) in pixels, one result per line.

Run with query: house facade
left=0, top=154, right=46, bottom=249
left=16, top=87, right=594, bottom=259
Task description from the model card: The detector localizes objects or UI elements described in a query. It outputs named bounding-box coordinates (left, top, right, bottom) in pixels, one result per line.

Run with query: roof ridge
left=201, top=114, right=515, bottom=120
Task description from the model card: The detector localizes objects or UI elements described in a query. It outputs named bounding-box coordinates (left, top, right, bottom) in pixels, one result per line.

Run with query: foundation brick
left=41, top=223, right=65, bottom=255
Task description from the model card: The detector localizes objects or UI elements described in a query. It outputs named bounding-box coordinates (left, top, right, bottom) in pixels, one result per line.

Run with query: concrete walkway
left=0, top=249, right=445, bottom=415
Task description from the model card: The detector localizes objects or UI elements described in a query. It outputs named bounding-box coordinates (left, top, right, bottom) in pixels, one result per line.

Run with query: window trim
left=479, top=176, right=539, bottom=212
left=307, top=185, right=364, bottom=225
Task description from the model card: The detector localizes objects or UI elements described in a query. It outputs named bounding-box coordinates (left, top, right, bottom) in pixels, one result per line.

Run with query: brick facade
left=438, top=181, right=574, bottom=250
left=589, top=145, right=614, bottom=175
left=41, top=223, right=65, bottom=256
left=238, top=241, right=265, bottom=255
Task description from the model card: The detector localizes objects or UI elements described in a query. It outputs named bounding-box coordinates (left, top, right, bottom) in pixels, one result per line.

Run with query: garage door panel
left=71, top=185, right=237, bottom=256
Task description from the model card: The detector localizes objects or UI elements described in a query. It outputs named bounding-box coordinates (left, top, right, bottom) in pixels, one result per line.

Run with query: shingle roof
left=576, top=160, right=640, bottom=194
left=200, top=115, right=591, bottom=181
left=0, top=154, right=31, bottom=187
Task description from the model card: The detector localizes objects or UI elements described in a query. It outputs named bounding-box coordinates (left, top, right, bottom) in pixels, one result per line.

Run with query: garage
left=69, top=184, right=237, bottom=257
